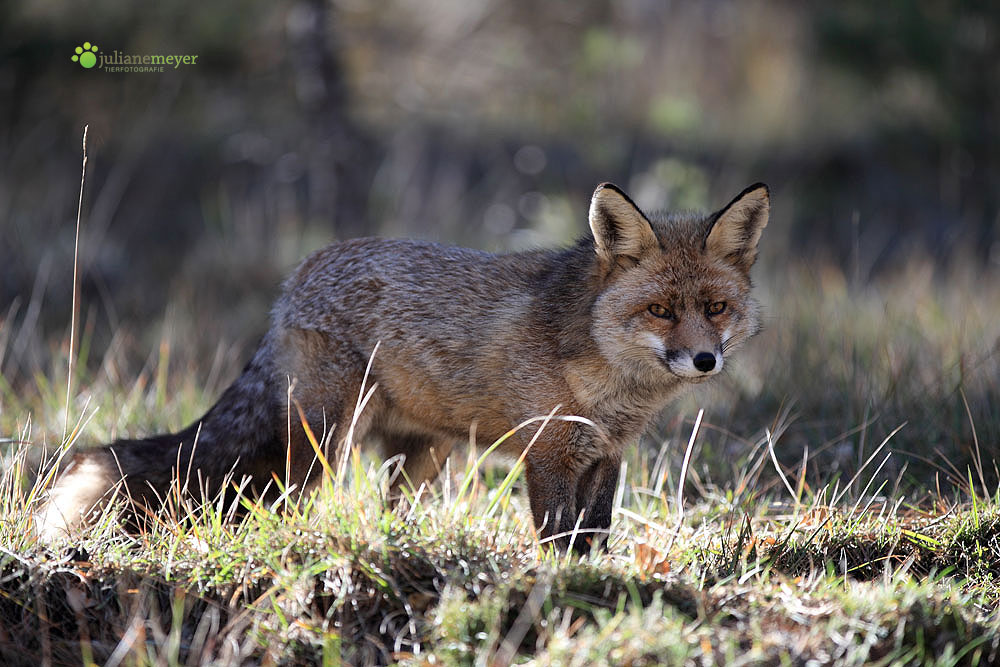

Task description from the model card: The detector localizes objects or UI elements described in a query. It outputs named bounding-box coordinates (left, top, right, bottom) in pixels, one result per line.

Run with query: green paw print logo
left=72, top=42, right=99, bottom=69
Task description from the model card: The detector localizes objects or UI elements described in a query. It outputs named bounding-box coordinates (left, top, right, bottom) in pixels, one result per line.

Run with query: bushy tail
left=37, top=342, right=282, bottom=539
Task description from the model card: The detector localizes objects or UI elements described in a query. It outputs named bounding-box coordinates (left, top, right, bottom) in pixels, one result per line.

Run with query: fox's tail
left=36, top=341, right=283, bottom=539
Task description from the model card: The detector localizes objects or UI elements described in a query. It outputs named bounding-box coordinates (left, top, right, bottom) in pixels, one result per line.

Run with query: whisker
left=721, top=335, right=741, bottom=354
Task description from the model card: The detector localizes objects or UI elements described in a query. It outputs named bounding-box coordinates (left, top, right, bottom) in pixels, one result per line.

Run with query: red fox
left=38, top=182, right=769, bottom=551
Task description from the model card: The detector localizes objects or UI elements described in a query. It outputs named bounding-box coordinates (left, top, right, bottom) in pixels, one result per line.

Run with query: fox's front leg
left=524, top=424, right=619, bottom=553
left=525, top=456, right=576, bottom=550
left=574, top=456, right=620, bottom=549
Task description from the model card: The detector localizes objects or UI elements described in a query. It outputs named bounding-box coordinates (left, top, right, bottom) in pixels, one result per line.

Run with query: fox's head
left=588, top=182, right=769, bottom=384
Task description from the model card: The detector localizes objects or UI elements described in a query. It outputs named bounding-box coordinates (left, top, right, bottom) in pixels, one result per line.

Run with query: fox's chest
left=563, top=363, right=685, bottom=444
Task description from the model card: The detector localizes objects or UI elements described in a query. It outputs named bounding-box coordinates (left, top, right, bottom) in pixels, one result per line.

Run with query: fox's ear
left=704, top=183, right=769, bottom=272
left=589, top=183, right=658, bottom=266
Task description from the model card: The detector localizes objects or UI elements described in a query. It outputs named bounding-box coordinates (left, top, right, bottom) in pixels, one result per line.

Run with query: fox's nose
left=693, top=352, right=716, bottom=373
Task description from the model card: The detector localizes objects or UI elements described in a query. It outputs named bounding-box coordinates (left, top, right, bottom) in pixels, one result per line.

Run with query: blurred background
left=1, top=1, right=998, bottom=493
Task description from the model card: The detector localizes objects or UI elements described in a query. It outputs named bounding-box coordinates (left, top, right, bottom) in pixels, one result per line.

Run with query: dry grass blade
left=64, top=125, right=88, bottom=444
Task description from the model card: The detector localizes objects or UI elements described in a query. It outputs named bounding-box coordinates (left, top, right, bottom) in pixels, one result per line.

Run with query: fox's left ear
left=589, top=183, right=658, bottom=267
left=704, top=183, right=769, bottom=273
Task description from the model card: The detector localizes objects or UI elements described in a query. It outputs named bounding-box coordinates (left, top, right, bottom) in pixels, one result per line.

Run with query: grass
left=1, top=180, right=999, bottom=662
left=2, top=270, right=1000, bottom=666
left=1, top=430, right=998, bottom=665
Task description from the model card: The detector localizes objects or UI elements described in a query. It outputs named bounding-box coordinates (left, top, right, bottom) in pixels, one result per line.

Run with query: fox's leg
left=380, top=433, right=455, bottom=500
left=522, top=421, right=606, bottom=553
left=283, top=387, right=386, bottom=492
left=274, top=326, right=377, bottom=491
left=521, top=419, right=621, bottom=553
left=524, top=457, right=579, bottom=552
left=573, top=456, right=620, bottom=550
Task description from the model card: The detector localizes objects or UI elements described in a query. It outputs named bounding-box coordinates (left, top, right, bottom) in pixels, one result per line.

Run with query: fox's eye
left=706, top=301, right=727, bottom=316
left=648, top=303, right=673, bottom=319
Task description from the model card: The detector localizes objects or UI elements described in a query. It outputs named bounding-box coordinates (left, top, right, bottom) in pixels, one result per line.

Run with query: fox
left=37, top=181, right=769, bottom=551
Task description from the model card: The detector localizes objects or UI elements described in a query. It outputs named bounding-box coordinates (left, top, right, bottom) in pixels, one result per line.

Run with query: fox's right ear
left=588, top=183, right=658, bottom=267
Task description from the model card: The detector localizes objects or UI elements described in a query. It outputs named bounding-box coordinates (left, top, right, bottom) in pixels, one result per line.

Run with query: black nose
left=693, top=352, right=716, bottom=373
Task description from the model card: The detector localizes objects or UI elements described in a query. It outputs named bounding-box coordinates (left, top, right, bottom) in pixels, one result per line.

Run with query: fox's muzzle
left=661, top=348, right=723, bottom=378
